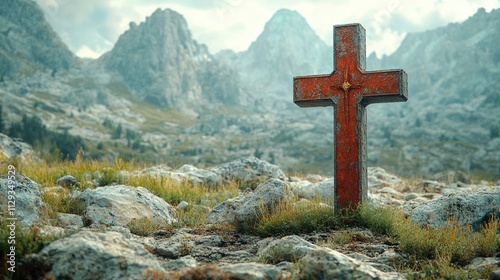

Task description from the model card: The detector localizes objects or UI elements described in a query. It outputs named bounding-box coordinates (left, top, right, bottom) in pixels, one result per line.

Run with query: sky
left=35, top=0, right=500, bottom=59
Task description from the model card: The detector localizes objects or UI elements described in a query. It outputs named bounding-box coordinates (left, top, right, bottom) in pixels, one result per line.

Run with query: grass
left=0, top=218, right=64, bottom=277
left=1, top=154, right=499, bottom=279
left=254, top=199, right=339, bottom=236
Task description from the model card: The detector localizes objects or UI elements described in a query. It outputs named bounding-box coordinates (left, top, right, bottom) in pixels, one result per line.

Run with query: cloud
left=35, top=0, right=500, bottom=58
left=75, top=45, right=102, bottom=59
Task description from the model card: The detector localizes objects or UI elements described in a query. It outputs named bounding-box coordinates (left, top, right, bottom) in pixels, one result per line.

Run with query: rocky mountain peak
left=101, top=8, right=242, bottom=113
left=263, top=9, right=310, bottom=32
left=0, top=0, right=75, bottom=79
left=236, top=9, right=332, bottom=100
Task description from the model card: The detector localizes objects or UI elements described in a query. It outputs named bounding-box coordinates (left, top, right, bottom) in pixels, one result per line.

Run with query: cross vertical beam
left=293, top=24, right=408, bottom=211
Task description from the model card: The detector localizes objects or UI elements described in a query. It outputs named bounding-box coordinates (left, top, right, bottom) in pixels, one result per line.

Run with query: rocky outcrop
left=207, top=179, right=293, bottom=227
left=409, top=187, right=500, bottom=231
left=30, top=231, right=167, bottom=279
left=78, top=185, right=177, bottom=227
left=0, top=173, right=45, bottom=227
left=259, top=235, right=404, bottom=280
left=295, top=247, right=404, bottom=280
left=209, top=156, right=285, bottom=186
left=0, top=0, right=74, bottom=79
left=0, top=133, right=40, bottom=164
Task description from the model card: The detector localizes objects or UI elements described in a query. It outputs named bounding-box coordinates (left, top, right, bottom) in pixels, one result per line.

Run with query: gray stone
left=430, top=170, right=470, bottom=183
left=56, top=175, right=77, bottom=188
left=207, top=179, right=293, bottom=227
left=177, top=164, right=221, bottom=187
left=490, top=269, right=500, bottom=280
left=154, top=233, right=195, bottom=259
left=367, top=167, right=401, bottom=188
left=376, top=187, right=402, bottom=196
left=410, top=188, right=500, bottom=231
left=177, top=200, right=189, bottom=210
left=0, top=173, right=46, bottom=227
left=209, top=156, right=285, bottom=186
left=57, top=213, right=83, bottom=229
left=291, top=178, right=335, bottom=203
left=39, top=226, right=66, bottom=237
left=162, top=255, right=197, bottom=271
left=106, top=226, right=132, bottom=239
left=78, top=185, right=176, bottom=227
left=0, top=133, right=40, bottom=164
left=34, top=231, right=166, bottom=279
left=466, top=257, right=500, bottom=276
left=258, top=235, right=320, bottom=263
left=404, top=193, right=418, bottom=201
left=294, top=248, right=404, bottom=280
left=219, top=262, right=283, bottom=280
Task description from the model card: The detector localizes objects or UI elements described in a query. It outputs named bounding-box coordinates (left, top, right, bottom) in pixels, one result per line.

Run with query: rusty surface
left=293, top=24, right=408, bottom=211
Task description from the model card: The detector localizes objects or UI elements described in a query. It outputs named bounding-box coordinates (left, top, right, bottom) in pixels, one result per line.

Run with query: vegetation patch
left=254, top=200, right=338, bottom=236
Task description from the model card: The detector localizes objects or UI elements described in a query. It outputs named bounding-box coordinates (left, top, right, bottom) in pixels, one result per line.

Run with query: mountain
left=0, top=0, right=75, bottom=80
left=0, top=3, right=498, bottom=179
left=101, top=8, right=244, bottom=114
left=365, top=8, right=500, bottom=176
left=215, top=7, right=500, bottom=177
left=219, top=9, right=332, bottom=102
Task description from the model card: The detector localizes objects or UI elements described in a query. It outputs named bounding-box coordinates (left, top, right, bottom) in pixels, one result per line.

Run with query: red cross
left=293, top=24, right=408, bottom=211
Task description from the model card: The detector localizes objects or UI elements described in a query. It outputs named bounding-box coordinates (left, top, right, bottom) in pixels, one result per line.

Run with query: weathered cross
left=293, top=24, right=408, bottom=211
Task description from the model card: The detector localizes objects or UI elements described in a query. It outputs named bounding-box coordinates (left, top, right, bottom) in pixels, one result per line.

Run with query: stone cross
left=293, top=24, right=408, bottom=211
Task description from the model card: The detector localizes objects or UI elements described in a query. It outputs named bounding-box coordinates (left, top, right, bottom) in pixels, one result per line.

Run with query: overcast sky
left=36, top=0, right=500, bottom=59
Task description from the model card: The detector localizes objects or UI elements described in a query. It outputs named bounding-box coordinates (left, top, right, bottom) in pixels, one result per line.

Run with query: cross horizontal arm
left=293, top=74, right=341, bottom=107
left=360, top=69, right=408, bottom=106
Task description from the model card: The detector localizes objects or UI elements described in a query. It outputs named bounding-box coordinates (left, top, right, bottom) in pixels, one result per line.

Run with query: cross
left=293, top=24, right=408, bottom=211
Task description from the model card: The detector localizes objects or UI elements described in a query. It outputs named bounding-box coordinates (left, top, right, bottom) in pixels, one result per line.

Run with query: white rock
left=219, top=262, right=283, bottom=280
left=35, top=231, right=166, bottom=279
left=207, top=179, right=293, bottom=227
left=0, top=133, right=41, bottom=164
left=57, top=213, right=83, bottom=229
left=294, top=247, right=404, bottom=280
left=176, top=164, right=221, bottom=186
left=0, top=173, right=46, bottom=227
left=410, top=187, right=500, bottom=231
left=209, top=156, right=285, bottom=186
left=78, top=185, right=176, bottom=227
left=56, top=175, right=77, bottom=188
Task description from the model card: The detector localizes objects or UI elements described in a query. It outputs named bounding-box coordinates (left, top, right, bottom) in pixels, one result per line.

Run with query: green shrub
left=127, top=217, right=171, bottom=237
left=255, top=200, right=338, bottom=236
left=0, top=218, right=63, bottom=277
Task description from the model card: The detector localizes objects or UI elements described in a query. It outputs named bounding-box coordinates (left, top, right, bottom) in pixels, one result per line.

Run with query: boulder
left=56, top=175, right=77, bottom=188
left=490, top=269, right=500, bottom=280
left=219, top=263, right=282, bottom=280
left=32, top=231, right=166, bottom=279
left=0, top=173, right=45, bottom=227
left=294, top=248, right=404, bottom=280
left=0, top=133, right=40, bottom=164
left=207, top=179, right=293, bottom=228
left=258, top=235, right=321, bottom=263
left=367, top=167, right=401, bottom=188
left=430, top=170, right=470, bottom=183
left=176, top=164, right=221, bottom=187
left=209, top=157, right=285, bottom=187
left=57, top=213, right=83, bottom=229
left=290, top=178, right=335, bottom=203
left=409, top=188, right=500, bottom=231
left=78, top=185, right=176, bottom=227
left=258, top=235, right=403, bottom=279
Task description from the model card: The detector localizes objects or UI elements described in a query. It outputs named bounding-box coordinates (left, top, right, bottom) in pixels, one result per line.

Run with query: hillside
left=0, top=2, right=498, bottom=179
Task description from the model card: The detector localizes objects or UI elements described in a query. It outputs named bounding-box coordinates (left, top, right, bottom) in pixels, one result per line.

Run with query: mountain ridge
left=0, top=3, right=498, bottom=178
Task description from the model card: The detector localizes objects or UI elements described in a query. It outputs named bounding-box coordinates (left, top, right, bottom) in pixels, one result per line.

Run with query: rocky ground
left=1, top=135, right=500, bottom=279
